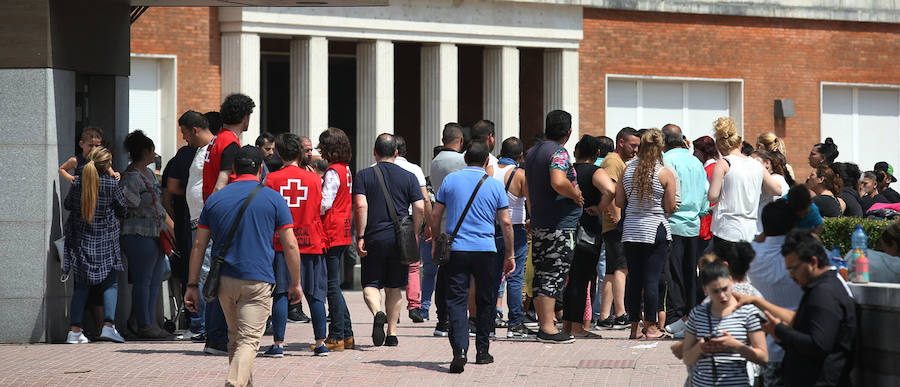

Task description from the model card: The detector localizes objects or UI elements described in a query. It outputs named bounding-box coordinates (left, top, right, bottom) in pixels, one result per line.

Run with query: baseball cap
left=233, top=145, right=263, bottom=175
left=874, top=161, right=897, bottom=183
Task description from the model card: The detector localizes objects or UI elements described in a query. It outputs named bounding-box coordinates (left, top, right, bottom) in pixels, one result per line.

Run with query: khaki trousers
left=218, top=275, right=274, bottom=387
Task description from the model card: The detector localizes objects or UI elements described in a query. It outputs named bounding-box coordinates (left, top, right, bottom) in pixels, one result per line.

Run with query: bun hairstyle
left=80, top=147, right=113, bottom=223
left=713, top=117, right=742, bottom=155
left=814, top=137, right=839, bottom=166
left=713, top=240, right=756, bottom=282
left=633, top=128, right=665, bottom=201
left=757, top=131, right=786, bottom=155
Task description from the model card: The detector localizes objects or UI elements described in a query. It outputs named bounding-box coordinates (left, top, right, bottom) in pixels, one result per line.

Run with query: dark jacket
left=839, top=187, right=863, bottom=218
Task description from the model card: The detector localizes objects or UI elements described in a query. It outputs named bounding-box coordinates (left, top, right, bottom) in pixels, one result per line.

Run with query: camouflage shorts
left=531, top=228, right=575, bottom=300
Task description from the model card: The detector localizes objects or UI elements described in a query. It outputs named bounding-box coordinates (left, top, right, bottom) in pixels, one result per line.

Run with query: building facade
left=130, top=0, right=900, bottom=179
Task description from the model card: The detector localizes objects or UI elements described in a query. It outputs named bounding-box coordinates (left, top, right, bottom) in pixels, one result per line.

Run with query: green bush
left=821, top=217, right=895, bottom=255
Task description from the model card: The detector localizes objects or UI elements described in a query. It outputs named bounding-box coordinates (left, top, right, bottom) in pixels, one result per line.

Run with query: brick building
left=129, top=1, right=899, bottom=179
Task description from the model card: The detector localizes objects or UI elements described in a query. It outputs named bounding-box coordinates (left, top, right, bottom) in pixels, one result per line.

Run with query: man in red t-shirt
left=263, top=133, right=330, bottom=357
left=203, top=94, right=255, bottom=201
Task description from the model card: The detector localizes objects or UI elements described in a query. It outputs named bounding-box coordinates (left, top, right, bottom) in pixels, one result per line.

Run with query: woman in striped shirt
left=615, top=128, right=676, bottom=339
left=682, top=261, right=768, bottom=387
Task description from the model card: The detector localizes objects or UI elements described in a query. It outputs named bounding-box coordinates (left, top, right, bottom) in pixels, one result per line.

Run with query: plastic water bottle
left=852, top=248, right=869, bottom=284
left=851, top=225, right=868, bottom=255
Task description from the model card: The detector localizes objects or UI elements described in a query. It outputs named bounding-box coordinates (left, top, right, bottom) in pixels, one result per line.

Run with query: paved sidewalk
left=0, top=291, right=686, bottom=386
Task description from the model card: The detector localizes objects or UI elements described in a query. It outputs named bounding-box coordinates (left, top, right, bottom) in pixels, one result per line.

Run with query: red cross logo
left=280, top=178, right=308, bottom=207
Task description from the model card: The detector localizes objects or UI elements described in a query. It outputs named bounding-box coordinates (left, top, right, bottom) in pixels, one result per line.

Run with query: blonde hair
left=757, top=131, right=786, bottom=155
left=633, top=128, right=665, bottom=201
left=81, top=147, right=112, bottom=223
left=713, top=117, right=742, bottom=155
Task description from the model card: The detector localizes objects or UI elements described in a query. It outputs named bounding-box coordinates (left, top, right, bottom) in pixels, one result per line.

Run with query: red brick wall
left=131, top=7, right=221, bottom=119
left=580, top=9, right=900, bottom=177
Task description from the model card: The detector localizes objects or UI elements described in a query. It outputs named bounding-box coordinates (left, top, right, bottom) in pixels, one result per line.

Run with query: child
left=59, top=127, right=119, bottom=183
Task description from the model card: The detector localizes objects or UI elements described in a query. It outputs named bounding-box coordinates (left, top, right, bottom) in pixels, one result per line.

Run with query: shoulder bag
left=137, top=172, right=176, bottom=256
left=373, top=164, right=420, bottom=265
left=203, top=184, right=264, bottom=302
left=433, top=174, right=489, bottom=266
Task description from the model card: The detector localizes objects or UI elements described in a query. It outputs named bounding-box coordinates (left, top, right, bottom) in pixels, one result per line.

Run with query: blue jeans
left=494, top=225, right=528, bottom=326
left=272, top=292, right=289, bottom=342
left=203, top=236, right=228, bottom=345
left=326, top=245, right=354, bottom=340
left=121, top=234, right=165, bottom=326
left=188, top=228, right=209, bottom=334
left=420, top=238, right=436, bottom=312
left=70, top=271, right=118, bottom=327
left=591, top=249, right=607, bottom=318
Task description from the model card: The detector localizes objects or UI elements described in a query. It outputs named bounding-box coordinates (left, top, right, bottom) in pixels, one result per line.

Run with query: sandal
left=629, top=328, right=645, bottom=340
left=642, top=329, right=669, bottom=340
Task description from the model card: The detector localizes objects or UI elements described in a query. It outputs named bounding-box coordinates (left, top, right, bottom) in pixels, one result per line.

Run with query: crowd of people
left=59, top=91, right=900, bottom=386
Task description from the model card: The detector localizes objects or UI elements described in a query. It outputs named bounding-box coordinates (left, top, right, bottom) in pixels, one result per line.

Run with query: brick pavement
left=0, top=291, right=686, bottom=386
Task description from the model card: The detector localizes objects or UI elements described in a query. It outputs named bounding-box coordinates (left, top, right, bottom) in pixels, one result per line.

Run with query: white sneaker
left=672, top=329, right=685, bottom=339
left=665, top=319, right=686, bottom=335
left=66, top=330, right=90, bottom=344
left=99, top=325, right=125, bottom=343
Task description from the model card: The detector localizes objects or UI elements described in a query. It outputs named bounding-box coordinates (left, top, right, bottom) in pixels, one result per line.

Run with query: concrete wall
left=579, top=8, right=900, bottom=180
left=849, top=283, right=900, bottom=386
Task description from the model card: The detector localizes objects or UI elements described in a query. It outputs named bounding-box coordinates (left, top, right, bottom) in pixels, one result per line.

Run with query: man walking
left=185, top=146, right=301, bottom=387
left=425, top=123, right=467, bottom=336
left=353, top=133, right=425, bottom=347
left=661, top=124, right=709, bottom=337
left=596, top=127, right=640, bottom=329
left=524, top=110, right=583, bottom=343
left=433, top=141, right=516, bottom=373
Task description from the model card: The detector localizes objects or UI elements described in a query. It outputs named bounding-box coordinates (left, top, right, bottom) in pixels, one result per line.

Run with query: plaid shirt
left=64, top=175, right=126, bottom=285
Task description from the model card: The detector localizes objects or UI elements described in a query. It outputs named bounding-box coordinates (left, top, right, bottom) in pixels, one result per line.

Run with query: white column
left=483, top=46, right=519, bottom=146
left=290, top=36, right=329, bottom=152
left=221, top=32, right=261, bottom=144
left=543, top=48, right=579, bottom=151
left=356, top=40, right=394, bottom=170
left=420, top=43, right=458, bottom=175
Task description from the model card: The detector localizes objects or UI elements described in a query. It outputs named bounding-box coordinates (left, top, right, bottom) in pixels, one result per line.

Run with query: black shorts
left=602, top=229, right=627, bottom=274
left=361, top=236, right=408, bottom=289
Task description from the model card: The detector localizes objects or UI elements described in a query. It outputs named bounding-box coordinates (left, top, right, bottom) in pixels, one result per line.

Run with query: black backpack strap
left=373, top=164, right=402, bottom=232
left=217, top=184, right=264, bottom=258
left=451, top=174, right=489, bottom=239
left=504, top=166, right=518, bottom=192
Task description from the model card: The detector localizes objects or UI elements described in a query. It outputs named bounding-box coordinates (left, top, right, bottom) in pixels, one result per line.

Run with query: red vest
left=322, top=163, right=353, bottom=248
left=202, top=129, right=240, bottom=202
left=266, top=165, right=326, bottom=254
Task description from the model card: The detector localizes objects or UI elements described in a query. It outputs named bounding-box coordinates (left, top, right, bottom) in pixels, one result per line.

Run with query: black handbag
left=373, top=164, right=420, bottom=265
left=433, top=174, right=489, bottom=266
left=203, top=184, right=264, bottom=302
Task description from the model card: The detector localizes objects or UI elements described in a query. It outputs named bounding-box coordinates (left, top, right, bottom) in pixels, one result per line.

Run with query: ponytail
left=81, top=160, right=100, bottom=222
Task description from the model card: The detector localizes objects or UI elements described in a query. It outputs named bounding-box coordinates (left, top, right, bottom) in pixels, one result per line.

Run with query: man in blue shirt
left=185, top=146, right=301, bottom=387
left=353, top=133, right=425, bottom=348
left=661, top=125, right=709, bottom=337
left=433, top=141, right=515, bottom=373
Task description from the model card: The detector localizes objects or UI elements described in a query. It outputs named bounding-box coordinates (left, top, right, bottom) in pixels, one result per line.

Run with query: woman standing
left=64, top=147, right=127, bottom=344
left=318, top=127, right=356, bottom=350
left=120, top=130, right=170, bottom=339
left=694, top=136, right=718, bottom=254
left=681, top=261, right=768, bottom=386
left=806, top=165, right=844, bottom=218
left=708, top=118, right=782, bottom=244
left=756, top=131, right=794, bottom=182
left=808, top=137, right=839, bottom=169
left=832, top=162, right=863, bottom=218
left=615, top=129, right=676, bottom=339
left=750, top=150, right=790, bottom=233
left=563, top=135, right=614, bottom=338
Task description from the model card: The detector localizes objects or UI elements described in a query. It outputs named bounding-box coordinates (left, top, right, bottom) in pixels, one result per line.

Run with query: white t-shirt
left=712, top=154, right=764, bottom=242
left=394, top=156, right=426, bottom=215
left=187, top=144, right=208, bottom=221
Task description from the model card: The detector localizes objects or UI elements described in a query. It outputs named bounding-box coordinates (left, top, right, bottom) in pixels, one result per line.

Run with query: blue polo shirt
left=198, top=175, right=293, bottom=283
left=436, top=167, right=509, bottom=252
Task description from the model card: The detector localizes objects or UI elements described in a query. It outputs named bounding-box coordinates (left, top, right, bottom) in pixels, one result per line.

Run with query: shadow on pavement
left=365, top=359, right=448, bottom=372
left=115, top=349, right=210, bottom=356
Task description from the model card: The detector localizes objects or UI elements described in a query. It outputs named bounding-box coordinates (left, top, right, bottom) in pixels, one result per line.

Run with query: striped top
left=622, top=161, right=671, bottom=244
left=685, top=303, right=763, bottom=387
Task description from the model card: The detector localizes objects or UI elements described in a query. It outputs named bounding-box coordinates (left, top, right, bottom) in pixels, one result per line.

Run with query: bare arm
left=497, top=208, right=516, bottom=276
left=431, top=202, right=445, bottom=235
left=213, top=170, right=230, bottom=194
left=614, top=177, right=626, bottom=209
left=420, top=186, right=434, bottom=237
left=660, top=167, right=677, bottom=216
left=593, top=168, right=616, bottom=217
left=551, top=169, right=584, bottom=207
left=167, top=177, right=185, bottom=196
left=708, top=160, right=729, bottom=205
left=736, top=294, right=796, bottom=325
left=162, top=188, right=177, bottom=220
left=412, top=199, right=425, bottom=237
left=761, top=171, right=783, bottom=196
left=354, top=194, right=369, bottom=257
left=682, top=332, right=705, bottom=366
left=277, top=227, right=304, bottom=304
left=58, top=157, right=78, bottom=183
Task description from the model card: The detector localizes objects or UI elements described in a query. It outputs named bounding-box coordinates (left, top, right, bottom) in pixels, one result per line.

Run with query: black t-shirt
left=812, top=195, right=842, bottom=218
left=352, top=162, right=424, bottom=241
left=874, top=187, right=900, bottom=204
left=838, top=187, right=862, bottom=218
left=574, top=162, right=602, bottom=234
left=161, top=145, right=197, bottom=257
left=220, top=142, right=240, bottom=171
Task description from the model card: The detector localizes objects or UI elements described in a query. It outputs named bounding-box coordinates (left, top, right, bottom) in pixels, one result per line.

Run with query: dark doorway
left=519, top=48, right=544, bottom=149
left=458, top=45, right=484, bottom=128
left=328, top=41, right=357, bottom=172
left=260, top=54, right=290, bottom=135
left=393, top=42, right=422, bottom=165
